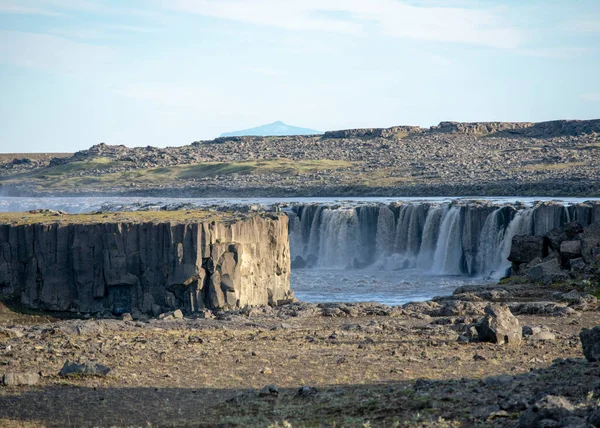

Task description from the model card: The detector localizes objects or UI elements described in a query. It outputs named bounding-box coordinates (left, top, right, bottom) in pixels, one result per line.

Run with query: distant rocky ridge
left=220, top=121, right=322, bottom=137
left=0, top=119, right=599, bottom=197
left=324, top=119, right=600, bottom=139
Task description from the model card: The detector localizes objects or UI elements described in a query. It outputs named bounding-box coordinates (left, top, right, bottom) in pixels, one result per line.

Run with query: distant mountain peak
left=220, top=121, right=322, bottom=137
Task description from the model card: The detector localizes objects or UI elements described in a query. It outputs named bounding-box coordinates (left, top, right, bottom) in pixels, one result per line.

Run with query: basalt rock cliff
left=0, top=213, right=293, bottom=315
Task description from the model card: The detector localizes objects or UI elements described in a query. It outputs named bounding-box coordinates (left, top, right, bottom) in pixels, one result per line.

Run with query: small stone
left=522, top=326, right=543, bottom=337
left=198, top=310, right=214, bottom=319
left=121, top=313, right=133, bottom=322
left=260, top=367, right=272, bottom=374
left=530, top=331, right=556, bottom=341
left=2, top=372, right=40, bottom=386
left=173, top=309, right=184, bottom=319
left=59, top=360, right=110, bottom=377
left=297, top=386, right=318, bottom=397
left=473, top=354, right=486, bottom=361
left=258, top=384, right=279, bottom=397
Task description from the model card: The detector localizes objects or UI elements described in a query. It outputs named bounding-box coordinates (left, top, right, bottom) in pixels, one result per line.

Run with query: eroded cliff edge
left=0, top=211, right=293, bottom=315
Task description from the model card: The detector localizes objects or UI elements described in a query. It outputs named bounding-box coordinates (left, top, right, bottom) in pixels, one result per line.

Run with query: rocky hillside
left=1, top=119, right=599, bottom=196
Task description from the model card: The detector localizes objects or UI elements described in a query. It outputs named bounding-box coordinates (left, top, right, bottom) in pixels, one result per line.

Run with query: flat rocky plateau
left=1, top=119, right=599, bottom=197
left=2, top=280, right=600, bottom=427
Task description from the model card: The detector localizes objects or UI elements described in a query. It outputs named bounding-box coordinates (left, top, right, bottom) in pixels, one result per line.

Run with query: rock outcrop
left=510, top=220, right=600, bottom=282
left=0, top=212, right=293, bottom=315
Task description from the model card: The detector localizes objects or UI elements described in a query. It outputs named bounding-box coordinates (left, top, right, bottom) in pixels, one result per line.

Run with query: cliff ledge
left=0, top=210, right=292, bottom=314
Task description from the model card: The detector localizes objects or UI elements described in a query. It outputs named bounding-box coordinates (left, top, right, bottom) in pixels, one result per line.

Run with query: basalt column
left=0, top=213, right=293, bottom=314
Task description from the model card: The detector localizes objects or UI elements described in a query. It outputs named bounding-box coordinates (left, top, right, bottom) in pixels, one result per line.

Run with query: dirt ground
left=1, top=286, right=600, bottom=427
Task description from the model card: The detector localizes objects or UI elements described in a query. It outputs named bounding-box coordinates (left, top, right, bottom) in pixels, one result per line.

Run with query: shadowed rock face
left=0, top=214, right=292, bottom=314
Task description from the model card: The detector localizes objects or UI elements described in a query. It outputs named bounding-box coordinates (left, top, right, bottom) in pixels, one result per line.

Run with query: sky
left=0, top=1, right=599, bottom=153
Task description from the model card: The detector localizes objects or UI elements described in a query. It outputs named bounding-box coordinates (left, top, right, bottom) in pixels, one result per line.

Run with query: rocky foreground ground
left=1, top=120, right=599, bottom=197
left=3, top=279, right=600, bottom=427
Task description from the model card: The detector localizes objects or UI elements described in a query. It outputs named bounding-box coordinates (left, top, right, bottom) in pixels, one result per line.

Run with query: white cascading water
left=288, top=200, right=587, bottom=278
left=475, top=207, right=533, bottom=279
left=431, top=206, right=464, bottom=275
left=417, top=205, right=447, bottom=269
left=375, top=205, right=396, bottom=257
left=316, top=208, right=360, bottom=268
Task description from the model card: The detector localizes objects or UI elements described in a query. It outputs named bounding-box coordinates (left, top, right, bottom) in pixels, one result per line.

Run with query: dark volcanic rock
left=580, top=326, right=600, bottom=362
left=546, top=222, right=584, bottom=251
left=519, top=395, right=575, bottom=428
left=509, top=236, right=546, bottom=264
left=0, top=214, right=292, bottom=314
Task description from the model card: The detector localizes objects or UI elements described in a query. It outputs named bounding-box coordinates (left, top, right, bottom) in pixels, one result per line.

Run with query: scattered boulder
left=476, top=304, right=521, bottom=345
left=530, top=331, right=557, bottom=341
left=519, top=395, right=574, bottom=428
left=509, top=235, right=546, bottom=264
left=59, top=360, right=111, bottom=377
left=582, top=222, right=600, bottom=264
left=258, top=384, right=279, bottom=397
left=297, top=386, right=318, bottom=397
left=570, top=258, right=589, bottom=273
left=546, top=222, right=584, bottom=251
left=561, top=240, right=582, bottom=259
left=580, top=326, right=600, bottom=362
left=526, top=258, right=566, bottom=283
left=1, top=372, right=40, bottom=386
left=509, top=220, right=600, bottom=283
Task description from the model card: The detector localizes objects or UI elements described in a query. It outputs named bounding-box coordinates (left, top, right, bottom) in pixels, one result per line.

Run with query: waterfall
left=317, top=208, right=361, bottom=268
left=287, top=200, right=591, bottom=277
left=431, top=206, right=464, bottom=275
left=417, top=205, right=446, bottom=269
left=375, top=205, right=395, bottom=257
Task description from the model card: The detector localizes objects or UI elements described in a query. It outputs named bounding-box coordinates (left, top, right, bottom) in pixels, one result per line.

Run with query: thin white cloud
left=161, top=0, right=522, bottom=49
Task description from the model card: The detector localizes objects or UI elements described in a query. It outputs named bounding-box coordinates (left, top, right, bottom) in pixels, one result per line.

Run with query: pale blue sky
left=0, top=0, right=599, bottom=153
